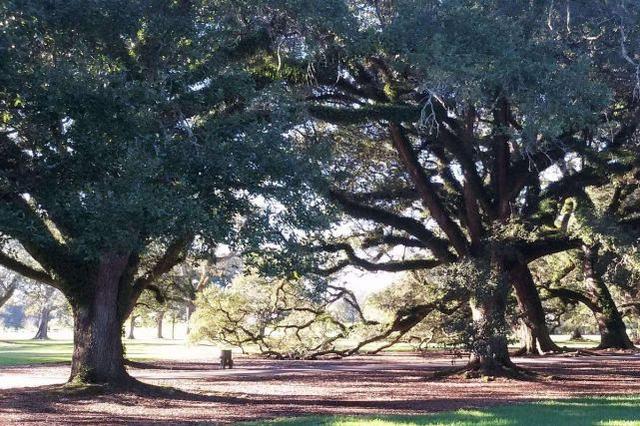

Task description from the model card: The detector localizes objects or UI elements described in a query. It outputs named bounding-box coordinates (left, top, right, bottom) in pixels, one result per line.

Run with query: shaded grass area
left=248, top=396, right=640, bottom=425
left=0, top=339, right=208, bottom=366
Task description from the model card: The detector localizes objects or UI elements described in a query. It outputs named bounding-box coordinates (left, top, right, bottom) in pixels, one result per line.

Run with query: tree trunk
left=466, top=257, right=518, bottom=375
left=517, top=319, right=535, bottom=354
left=582, top=245, right=634, bottom=350
left=468, top=295, right=513, bottom=373
left=68, top=254, right=130, bottom=386
left=185, top=302, right=195, bottom=336
left=156, top=311, right=164, bottom=339
left=33, top=305, right=51, bottom=340
left=127, top=315, right=136, bottom=340
left=171, top=315, right=176, bottom=340
left=509, top=261, right=561, bottom=354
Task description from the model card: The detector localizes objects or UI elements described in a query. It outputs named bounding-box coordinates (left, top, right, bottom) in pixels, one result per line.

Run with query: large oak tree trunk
left=69, top=254, right=130, bottom=386
left=33, top=305, right=51, bottom=340
left=583, top=245, right=634, bottom=350
left=466, top=257, right=520, bottom=376
left=509, top=261, right=560, bottom=354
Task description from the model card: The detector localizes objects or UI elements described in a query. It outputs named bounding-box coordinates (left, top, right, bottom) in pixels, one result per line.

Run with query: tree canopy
left=0, top=0, right=329, bottom=385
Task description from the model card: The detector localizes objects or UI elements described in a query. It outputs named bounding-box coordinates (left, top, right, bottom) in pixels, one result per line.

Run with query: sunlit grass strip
left=243, top=396, right=640, bottom=426
left=0, top=339, right=206, bottom=366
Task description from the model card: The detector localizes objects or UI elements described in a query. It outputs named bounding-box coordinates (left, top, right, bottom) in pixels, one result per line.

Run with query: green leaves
left=0, top=0, right=330, bottom=281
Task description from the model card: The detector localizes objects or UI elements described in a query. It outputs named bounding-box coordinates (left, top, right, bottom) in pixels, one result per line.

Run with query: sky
left=334, top=267, right=400, bottom=301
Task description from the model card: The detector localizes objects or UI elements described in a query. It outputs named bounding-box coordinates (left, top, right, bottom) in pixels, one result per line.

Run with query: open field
left=0, top=334, right=602, bottom=367
left=0, top=339, right=221, bottom=367
left=2, top=352, right=640, bottom=424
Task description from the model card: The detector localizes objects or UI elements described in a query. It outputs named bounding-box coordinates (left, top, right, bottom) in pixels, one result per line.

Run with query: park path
left=2, top=353, right=640, bottom=424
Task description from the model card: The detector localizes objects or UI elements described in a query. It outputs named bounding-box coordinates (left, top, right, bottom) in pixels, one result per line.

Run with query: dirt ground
left=1, top=352, right=640, bottom=425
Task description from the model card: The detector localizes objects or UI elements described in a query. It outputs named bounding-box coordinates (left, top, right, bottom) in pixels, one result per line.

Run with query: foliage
left=191, top=273, right=364, bottom=358
left=0, top=0, right=330, bottom=312
left=0, top=304, right=24, bottom=330
left=367, top=270, right=470, bottom=350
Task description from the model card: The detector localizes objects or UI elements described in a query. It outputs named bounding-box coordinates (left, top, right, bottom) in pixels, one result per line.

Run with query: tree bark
left=466, top=257, right=518, bottom=375
left=33, top=304, right=51, bottom=340
left=156, top=311, right=164, bottom=339
left=68, top=254, right=130, bottom=385
left=582, top=245, right=634, bottom=350
left=508, top=261, right=561, bottom=354
left=468, top=292, right=513, bottom=373
left=517, top=319, right=535, bottom=354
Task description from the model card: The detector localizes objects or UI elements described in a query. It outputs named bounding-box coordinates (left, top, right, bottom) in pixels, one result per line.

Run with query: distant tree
left=0, top=304, right=24, bottom=330
left=27, top=285, right=70, bottom=340
left=129, top=288, right=182, bottom=340
left=171, top=254, right=243, bottom=334
left=127, top=314, right=138, bottom=340
left=191, top=273, right=371, bottom=358
left=3, top=279, right=71, bottom=339
left=366, top=270, right=471, bottom=352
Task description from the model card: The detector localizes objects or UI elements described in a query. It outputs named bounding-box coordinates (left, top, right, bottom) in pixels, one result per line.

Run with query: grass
left=244, top=396, right=640, bottom=425
left=0, top=340, right=73, bottom=365
left=0, top=334, right=603, bottom=366
left=0, top=339, right=217, bottom=366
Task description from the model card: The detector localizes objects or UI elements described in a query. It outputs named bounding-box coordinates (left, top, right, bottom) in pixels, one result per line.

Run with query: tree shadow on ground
left=3, top=355, right=640, bottom=424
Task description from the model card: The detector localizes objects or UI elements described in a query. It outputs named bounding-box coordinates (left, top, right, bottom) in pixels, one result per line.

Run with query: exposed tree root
left=124, top=359, right=168, bottom=370
left=564, top=347, right=639, bottom=357
left=63, top=374, right=189, bottom=397
left=511, top=346, right=571, bottom=357
left=510, top=347, right=536, bottom=357
left=431, top=361, right=550, bottom=382
left=594, top=343, right=639, bottom=351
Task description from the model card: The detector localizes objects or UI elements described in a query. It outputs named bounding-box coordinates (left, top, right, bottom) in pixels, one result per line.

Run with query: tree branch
left=388, top=122, right=469, bottom=256
left=0, top=251, right=57, bottom=288
left=329, top=190, right=455, bottom=261
left=518, top=236, right=582, bottom=263
left=319, top=242, right=443, bottom=272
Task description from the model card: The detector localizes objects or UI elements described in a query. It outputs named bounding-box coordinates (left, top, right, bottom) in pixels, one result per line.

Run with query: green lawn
left=246, top=396, right=640, bottom=425
left=0, top=339, right=217, bottom=366
left=0, top=340, right=73, bottom=365
left=0, top=335, right=601, bottom=366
